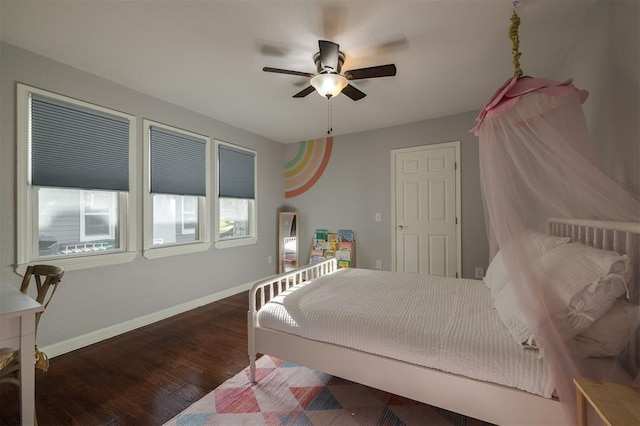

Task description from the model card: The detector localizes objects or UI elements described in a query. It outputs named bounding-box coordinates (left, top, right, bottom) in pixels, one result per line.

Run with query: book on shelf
left=338, top=241, right=353, bottom=252
left=312, top=238, right=326, bottom=250
left=335, top=250, right=351, bottom=261
left=315, top=229, right=329, bottom=240
left=323, top=250, right=335, bottom=258
left=310, top=256, right=326, bottom=264
left=328, top=241, right=339, bottom=250
left=310, top=249, right=324, bottom=258
left=327, top=233, right=338, bottom=243
left=337, top=260, right=351, bottom=269
left=337, top=229, right=354, bottom=242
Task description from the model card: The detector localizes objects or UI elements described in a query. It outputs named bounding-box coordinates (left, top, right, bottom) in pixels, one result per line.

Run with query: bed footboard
left=247, top=258, right=337, bottom=382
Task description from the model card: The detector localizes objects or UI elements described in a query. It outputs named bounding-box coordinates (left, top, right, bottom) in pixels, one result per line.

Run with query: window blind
left=31, top=95, right=130, bottom=191
left=150, top=126, right=207, bottom=197
left=218, top=145, right=255, bottom=199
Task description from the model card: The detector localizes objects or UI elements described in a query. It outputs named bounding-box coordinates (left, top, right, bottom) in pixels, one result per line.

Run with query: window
left=17, top=84, right=137, bottom=272
left=181, top=197, right=197, bottom=235
left=81, top=191, right=117, bottom=241
left=143, top=120, right=211, bottom=258
left=38, top=188, right=118, bottom=257
left=215, top=140, right=257, bottom=248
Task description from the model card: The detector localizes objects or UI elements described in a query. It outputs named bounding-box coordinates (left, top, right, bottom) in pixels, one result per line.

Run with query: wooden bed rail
left=247, top=258, right=338, bottom=381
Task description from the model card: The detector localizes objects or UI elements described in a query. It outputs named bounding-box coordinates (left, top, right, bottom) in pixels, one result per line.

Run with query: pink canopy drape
left=473, top=76, right=640, bottom=424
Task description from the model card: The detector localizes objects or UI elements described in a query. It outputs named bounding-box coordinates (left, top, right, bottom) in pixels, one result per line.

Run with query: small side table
left=574, top=377, right=640, bottom=426
left=0, top=283, right=44, bottom=425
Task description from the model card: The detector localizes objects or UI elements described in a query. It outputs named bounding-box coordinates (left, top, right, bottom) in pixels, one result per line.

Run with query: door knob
left=397, top=225, right=405, bottom=230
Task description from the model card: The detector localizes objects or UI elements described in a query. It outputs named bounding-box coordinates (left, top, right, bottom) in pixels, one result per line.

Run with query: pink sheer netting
left=473, top=76, right=640, bottom=424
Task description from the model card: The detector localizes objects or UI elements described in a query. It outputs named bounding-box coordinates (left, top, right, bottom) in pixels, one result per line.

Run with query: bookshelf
left=310, top=229, right=356, bottom=268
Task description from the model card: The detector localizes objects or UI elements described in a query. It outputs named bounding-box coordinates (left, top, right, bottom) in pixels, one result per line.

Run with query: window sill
left=215, top=236, right=258, bottom=249
left=15, top=251, right=137, bottom=275
left=143, top=242, right=211, bottom=259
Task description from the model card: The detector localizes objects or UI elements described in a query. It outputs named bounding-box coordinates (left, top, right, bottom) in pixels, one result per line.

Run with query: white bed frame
left=248, top=219, right=639, bottom=425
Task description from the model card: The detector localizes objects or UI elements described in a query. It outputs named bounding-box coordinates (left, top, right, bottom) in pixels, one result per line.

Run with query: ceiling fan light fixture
left=310, top=73, right=348, bottom=98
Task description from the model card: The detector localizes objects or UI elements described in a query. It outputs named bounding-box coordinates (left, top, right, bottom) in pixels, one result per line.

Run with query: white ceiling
left=0, top=0, right=595, bottom=143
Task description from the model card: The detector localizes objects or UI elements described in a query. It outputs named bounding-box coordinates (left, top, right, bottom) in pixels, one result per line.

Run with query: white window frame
left=214, top=140, right=258, bottom=249
left=142, top=119, right=211, bottom=259
left=80, top=191, right=118, bottom=241
left=181, top=197, right=197, bottom=236
left=16, top=83, right=137, bottom=273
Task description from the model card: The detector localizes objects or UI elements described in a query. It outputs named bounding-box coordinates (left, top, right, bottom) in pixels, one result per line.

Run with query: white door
left=393, top=143, right=459, bottom=276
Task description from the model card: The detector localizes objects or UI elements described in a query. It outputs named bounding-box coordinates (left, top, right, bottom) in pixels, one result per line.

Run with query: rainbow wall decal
left=284, top=137, right=333, bottom=198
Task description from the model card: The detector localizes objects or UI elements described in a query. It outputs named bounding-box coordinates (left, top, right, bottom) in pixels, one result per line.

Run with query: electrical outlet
left=376, top=260, right=382, bottom=269
left=375, top=212, right=381, bottom=222
left=475, top=267, right=484, bottom=279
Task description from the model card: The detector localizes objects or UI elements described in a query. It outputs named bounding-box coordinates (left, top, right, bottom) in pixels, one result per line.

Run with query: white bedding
left=257, top=268, right=555, bottom=397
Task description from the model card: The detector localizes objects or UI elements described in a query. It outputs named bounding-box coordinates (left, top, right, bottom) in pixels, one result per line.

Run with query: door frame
left=390, top=141, right=462, bottom=276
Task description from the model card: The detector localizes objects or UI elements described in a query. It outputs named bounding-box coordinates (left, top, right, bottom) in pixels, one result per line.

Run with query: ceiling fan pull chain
left=327, top=98, right=333, bottom=134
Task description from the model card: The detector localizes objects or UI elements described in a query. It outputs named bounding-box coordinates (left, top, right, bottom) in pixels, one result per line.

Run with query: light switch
left=375, top=212, right=381, bottom=222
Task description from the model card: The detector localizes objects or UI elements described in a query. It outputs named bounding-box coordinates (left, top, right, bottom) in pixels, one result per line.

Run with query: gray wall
left=0, top=42, right=284, bottom=347
left=286, top=111, right=489, bottom=279
left=554, top=0, right=639, bottom=196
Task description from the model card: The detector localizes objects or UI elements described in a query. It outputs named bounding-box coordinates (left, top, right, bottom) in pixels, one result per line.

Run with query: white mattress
left=257, top=268, right=555, bottom=397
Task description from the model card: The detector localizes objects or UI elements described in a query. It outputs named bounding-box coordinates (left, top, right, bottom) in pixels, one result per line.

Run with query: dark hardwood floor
left=0, top=291, right=250, bottom=425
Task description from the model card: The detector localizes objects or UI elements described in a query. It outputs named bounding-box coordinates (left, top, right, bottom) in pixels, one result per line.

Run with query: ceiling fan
left=263, top=40, right=397, bottom=101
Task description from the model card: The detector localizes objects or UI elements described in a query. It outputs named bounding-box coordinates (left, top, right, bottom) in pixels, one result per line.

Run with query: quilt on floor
left=165, top=355, right=491, bottom=426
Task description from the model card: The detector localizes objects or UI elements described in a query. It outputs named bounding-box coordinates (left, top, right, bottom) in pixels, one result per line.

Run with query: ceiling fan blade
left=263, top=67, right=314, bottom=78
left=318, top=40, right=340, bottom=72
left=344, top=64, right=397, bottom=80
left=341, top=84, right=366, bottom=101
left=293, top=86, right=316, bottom=98
left=258, top=43, right=290, bottom=57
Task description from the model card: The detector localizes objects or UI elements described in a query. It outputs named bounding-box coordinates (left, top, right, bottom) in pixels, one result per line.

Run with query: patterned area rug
left=165, top=355, right=491, bottom=425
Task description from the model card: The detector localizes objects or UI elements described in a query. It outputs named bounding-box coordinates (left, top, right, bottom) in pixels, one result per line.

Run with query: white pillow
left=493, top=282, right=532, bottom=345
left=540, top=243, right=629, bottom=312
left=484, top=250, right=508, bottom=295
left=571, top=300, right=640, bottom=358
left=554, top=273, right=628, bottom=339
left=494, top=273, right=629, bottom=346
left=526, top=230, right=572, bottom=254
left=493, top=243, right=629, bottom=346
left=484, top=231, right=570, bottom=297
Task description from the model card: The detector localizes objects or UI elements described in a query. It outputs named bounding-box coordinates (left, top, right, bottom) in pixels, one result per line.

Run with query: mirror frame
left=278, top=211, right=299, bottom=273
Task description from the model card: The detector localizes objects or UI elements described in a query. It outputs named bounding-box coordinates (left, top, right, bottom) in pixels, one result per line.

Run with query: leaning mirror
left=279, top=212, right=298, bottom=273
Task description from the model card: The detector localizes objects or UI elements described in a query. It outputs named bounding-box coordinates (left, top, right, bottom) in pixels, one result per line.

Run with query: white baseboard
left=41, top=282, right=252, bottom=358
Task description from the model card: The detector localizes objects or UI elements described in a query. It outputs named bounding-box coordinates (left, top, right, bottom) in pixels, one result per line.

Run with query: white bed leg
left=249, top=353, right=256, bottom=383
left=248, top=309, right=257, bottom=383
